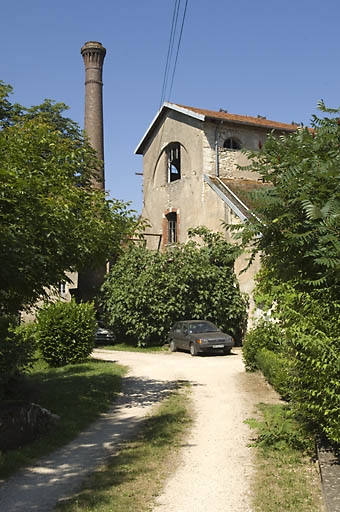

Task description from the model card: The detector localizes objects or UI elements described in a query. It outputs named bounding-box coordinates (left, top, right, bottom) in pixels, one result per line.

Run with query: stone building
left=135, top=102, right=298, bottom=321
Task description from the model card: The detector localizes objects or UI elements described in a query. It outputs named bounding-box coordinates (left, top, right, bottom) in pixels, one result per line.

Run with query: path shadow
left=0, top=374, right=191, bottom=512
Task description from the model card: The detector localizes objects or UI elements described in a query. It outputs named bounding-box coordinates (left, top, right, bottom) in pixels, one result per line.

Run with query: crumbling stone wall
left=0, top=401, right=59, bottom=451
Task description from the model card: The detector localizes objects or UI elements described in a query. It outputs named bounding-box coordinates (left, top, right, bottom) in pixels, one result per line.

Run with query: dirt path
left=95, top=348, right=280, bottom=512
left=0, top=348, right=279, bottom=511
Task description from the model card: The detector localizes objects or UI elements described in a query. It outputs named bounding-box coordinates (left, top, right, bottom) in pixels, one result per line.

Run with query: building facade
left=136, top=103, right=297, bottom=321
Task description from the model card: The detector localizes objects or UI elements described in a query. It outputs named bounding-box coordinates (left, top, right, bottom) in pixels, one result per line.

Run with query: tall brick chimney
left=81, top=41, right=106, bottom=188
left=76, top=41, right=107, bottom=304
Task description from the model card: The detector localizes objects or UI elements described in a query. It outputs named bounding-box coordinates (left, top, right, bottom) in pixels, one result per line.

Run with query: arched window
left=166, top=143, right=181, bottom=182
left=223, top=137, right=242, bottom=150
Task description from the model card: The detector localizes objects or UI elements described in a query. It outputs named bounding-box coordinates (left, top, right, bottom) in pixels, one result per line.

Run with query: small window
left=167, top=212, right=177, bottom=243
left=59, top=282, right=66, bottom=294
left=167, top=143, right=181, bottom=182
left=223, top=137, right=242, bottom=150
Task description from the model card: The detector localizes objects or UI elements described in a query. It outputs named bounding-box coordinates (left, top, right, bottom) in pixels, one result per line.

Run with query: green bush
left=244, top=291, right=340, bottom=447
left=242, top=319, right=286, bottom=371
left=0, top=316, right=37, bottom=399
left=290, top=333, right=340, bottom=447
left=36, top=300, right=97, bottom=367
left=275, top=291, right=340, bottom=447
left=102, top=231, right=248, bottom=347
left=255, top=348, right=292, bottom=400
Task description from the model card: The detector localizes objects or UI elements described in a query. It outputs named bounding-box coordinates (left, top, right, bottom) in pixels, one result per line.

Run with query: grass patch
left=56, top=384, right=192, bottom=512
left=0, top=357, right=127, bottom=480
left=95, top=343, right=168, bottom=353
left=246, top=403, right=324, bottom=511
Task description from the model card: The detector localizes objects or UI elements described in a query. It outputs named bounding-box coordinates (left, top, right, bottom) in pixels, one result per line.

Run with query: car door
left=180, top=323, right=190, bottom=350
left=171, top=322, right=183, bottom=349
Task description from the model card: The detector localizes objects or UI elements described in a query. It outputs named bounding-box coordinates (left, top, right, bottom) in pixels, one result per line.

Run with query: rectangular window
left=59, top=282, right=66, bottom=294
left=167, top=212, right=177, bottom=243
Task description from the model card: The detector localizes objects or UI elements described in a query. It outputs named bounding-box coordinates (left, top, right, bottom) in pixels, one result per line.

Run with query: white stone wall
left=204, top=121, right=266, bottom=180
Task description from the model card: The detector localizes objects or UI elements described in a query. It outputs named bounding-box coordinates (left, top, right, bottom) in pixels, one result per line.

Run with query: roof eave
left=204, top=115, right=296, bottom=132
left=135, top=102, right=205, bottom=155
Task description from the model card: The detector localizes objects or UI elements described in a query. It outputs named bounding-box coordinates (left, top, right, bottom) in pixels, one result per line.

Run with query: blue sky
left=2, top=0, right=340, bottom=213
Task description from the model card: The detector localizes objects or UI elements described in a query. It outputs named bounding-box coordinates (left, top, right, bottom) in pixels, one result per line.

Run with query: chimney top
left=81, top=41, right=106, bottom=58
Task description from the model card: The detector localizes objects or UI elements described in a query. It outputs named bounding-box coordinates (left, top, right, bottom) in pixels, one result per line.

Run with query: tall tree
left=236, top=104, right=340, bottom=445
left=0, top=82, right=139, bottom=315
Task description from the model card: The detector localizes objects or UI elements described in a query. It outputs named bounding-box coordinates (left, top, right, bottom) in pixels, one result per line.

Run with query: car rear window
left=190, top=322, right=218, bottom=333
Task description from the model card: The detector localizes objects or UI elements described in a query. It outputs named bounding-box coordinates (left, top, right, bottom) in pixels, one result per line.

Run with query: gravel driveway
left=0, top=348, right=279, bottom=511
left=98, top=348, right=280, bottom=512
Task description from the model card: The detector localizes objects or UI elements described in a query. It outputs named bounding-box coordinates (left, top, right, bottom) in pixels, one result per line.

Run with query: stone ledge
left=317, top=440, right=340, bottom=512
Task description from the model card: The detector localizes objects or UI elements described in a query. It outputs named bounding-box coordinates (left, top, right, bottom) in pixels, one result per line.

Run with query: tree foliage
left=102, top=227, right=248, bottom=347
left=234, top=101, right=340, bottom=290
left=237, top=105, right=340, bottom=445
left=254, top=279, right=340, bottom=446
left=0, top=82, right=139, bottom=315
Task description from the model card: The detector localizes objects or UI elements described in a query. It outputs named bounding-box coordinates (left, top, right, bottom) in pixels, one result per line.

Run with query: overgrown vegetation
left=56, top=385, right=192, bottom=512
left=102, top=227, right=248, bottom=347
left=237, top=104, right=340, bottom=447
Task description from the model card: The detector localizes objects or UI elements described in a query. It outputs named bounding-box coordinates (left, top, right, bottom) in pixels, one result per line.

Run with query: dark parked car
left=168, top=320, right=234, bottom=356
left=94, top=322, right=115, bottom=345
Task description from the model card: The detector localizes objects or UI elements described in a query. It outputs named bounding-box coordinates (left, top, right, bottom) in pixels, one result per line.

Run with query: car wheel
left=190, top=342, right=197, bottom=356
left=169, top=339, right=177, bottom=352
left=223, top=347, right=231, bottom=355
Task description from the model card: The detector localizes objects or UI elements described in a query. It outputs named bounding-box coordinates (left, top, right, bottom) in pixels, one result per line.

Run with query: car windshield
left=189, top=322, right=219, bottom=334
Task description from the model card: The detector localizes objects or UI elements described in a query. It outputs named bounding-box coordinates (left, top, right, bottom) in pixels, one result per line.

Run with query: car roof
left=176, top=320, right=215, bottom=326
left=181, top=320, right=212, bottom=323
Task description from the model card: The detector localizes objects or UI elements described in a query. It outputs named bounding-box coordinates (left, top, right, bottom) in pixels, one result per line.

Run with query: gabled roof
left=135, top=102, right=299, bottom=155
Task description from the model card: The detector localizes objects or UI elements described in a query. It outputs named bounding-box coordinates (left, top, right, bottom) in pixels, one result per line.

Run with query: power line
left=168, top=0, right=188, bottom=101
left=159, top=0, right=189, bottom=109
left=159, top=0, right=180, bottom=108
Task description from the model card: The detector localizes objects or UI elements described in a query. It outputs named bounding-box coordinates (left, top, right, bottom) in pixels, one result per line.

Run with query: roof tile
left=174, top=103, right=299, bottom=132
